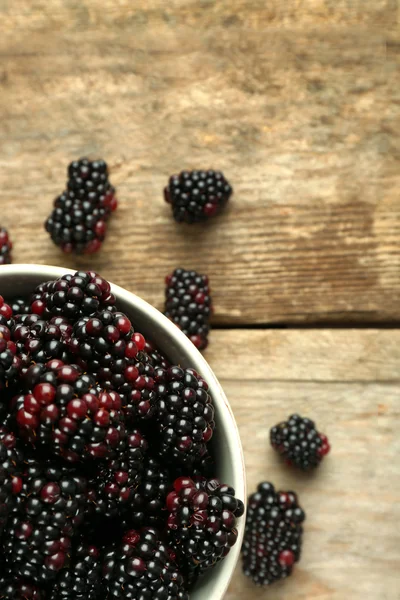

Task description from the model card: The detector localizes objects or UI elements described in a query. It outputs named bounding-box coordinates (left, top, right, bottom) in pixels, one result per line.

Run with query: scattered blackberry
left=155, top=367, right=215, bottom=469
left=241, top=482, right=305, bottom=586
left=4, top=457, right=87, bottom=583
left=103, top=527, right=189, bottom=599
left=9, top=297, right=31, bottom=316
left=0, top=433, right=23, bottom=537
left=129, top=457, right=171, bottom=528
left=30, top=271, right=116, bottom=321
left=270, top=414, right=331, bottom=471
left=49, top=542, right=101, bottom=600
left=13, top=361, right=125, bottom=462
left=164, top=268, right=212, bottom=350
left=0, top=227, right=12, bottom=264
left=86, top=429, right=148, bottom=519
left=0, top=577, right=45, bottom=599
left=45, top=158, right=117, bottom=254
left=164, top=169, right=232, bottom=223
left=166, top=476, right=244, bottom=583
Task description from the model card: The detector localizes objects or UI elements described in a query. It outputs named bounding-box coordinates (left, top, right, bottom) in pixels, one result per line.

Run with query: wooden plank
left=0, top=2, right=399, bottom=326
left=206, top=330, right=400, bottom=599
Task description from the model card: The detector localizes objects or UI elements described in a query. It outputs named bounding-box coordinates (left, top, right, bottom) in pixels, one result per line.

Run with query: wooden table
left=0, top=2, right=399, bottom=598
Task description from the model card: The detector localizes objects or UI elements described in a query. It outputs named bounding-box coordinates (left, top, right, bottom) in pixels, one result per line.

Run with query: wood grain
left=206, top=330, right=400, bottom=600
left=0, top=1, right=399, bottom=325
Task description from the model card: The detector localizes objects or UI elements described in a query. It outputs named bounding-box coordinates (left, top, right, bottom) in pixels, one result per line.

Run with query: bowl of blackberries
left=0, top=264, right=245, bottom=599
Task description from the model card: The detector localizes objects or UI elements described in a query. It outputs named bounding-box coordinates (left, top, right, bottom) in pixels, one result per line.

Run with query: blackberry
left=49, top=542, right=102, bottom=600
left=129, top=457, right=171, bottom=528
left=241, top=482, right=305, bottom=586
left=13, top=361, right=125, bottom=462
left=4, top=457, right=87, bottom=583
left=166, top=477, right=244, bottom=582
left=103, top=528, right=189, bottom=599
left=145, top=339, right=170, bottom=370
left=11, top=313, right=71, bottom=366
left=30, top=271, right=116, bottom=321
left=270, top=414, right=331, bottom=471
left=9, top=297, right=31, bottom=316
left=45, top=158, right=117, bottom=255
left=86, top=429, right=148, bottom=519
left=0, top=227, right=12, bottom=264
left=164, top=268, right=212, bottom=350
left=0, top=321, right=21, bottom=393
left=164, top=169, right=232, bottom=223
left=0, top=432, right=23, bottom=537
left=0, top=577, right=45, bottom=599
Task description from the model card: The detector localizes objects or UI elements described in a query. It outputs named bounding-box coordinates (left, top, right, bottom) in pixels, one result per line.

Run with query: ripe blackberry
left=155, top=367, right=215, bottom=469
left=270, top=414, right=331, bottom=471
left=0, top=577, right=45, bottom=599
left=103, top=527, right=189, bottom=599
left=164, top=170, right=232, bottom=223
left=49, top=542, right=101, bottom=600
left=0, top=227, right=12, bottom=264
left=11, top=313, right=71, bottom=366
left=166, top=477, right=244, bottom=582
left=241, top=482, right=305, bottom=586
left=45, top=158, right=117, bottom=255
left=129, top=457, right=171, bottom=528
left=86, top=429, right=148, bottom=519
left=4, top=458, right=87, bottom=583
left=164, top=268, right=212, bottom=350
left=9, top=297, right=31, bottom=316
left=0, top=433, right=23, bottom=536
left=13, top=361, right=125, bottom=462
left=0, top=321, right=21, bottom=393
left=145, top=339, right=170, bottom=370
left=30, top=271, right=116, bottom=321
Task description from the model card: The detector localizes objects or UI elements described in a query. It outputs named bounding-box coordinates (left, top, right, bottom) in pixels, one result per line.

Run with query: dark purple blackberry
left=13, top=361, right=125, bottom=463
left=103, top=528, right=189, bottom=600
left=0, top=227, right=12, bottom=264
left=45, top=158, right=117, bottom=255
left=49, top=542, right=102, bottom=600
left=164, top=268, right=212, bottom=350
left=270, top=414, right=331, bottom=471
left=87, top=429, right=148, bottom=519
left=0, top=321, right=21, bottom=394
left=0, top=577, right=45, bottom=599
left=0, top=432, right=23, bottom=537
left=30, top=271, right=116, bottom=322
left=155, top=366, right=215, bottom=470
left=4, top=457, right=87, bottom=583
left=9, top=297, right=31, bottom=316
left=144, top=339, right=170, bottom=370
left=164, top=169, right=232, bottom=223
left=11, top=313, right=71, bottom=366
left=166, top=477, right=244, bottom=583
left=241, top=482, right=305, bottom=586
left=129, top=457, right=171, bottom=528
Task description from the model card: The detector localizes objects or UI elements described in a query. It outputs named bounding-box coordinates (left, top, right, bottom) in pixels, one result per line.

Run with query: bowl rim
left=0, top=263, right=246, bottom=599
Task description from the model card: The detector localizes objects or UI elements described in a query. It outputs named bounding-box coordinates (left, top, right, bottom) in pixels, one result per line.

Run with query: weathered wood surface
left=0, top=1, right=399, bottom=325
left=206, top=330, right=400, bottom=600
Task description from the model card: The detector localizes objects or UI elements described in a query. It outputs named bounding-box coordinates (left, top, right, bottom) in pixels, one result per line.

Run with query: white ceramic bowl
left=0, top=264, right=246, bottom=600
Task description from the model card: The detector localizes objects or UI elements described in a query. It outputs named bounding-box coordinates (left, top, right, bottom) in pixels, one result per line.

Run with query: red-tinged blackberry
left=86, top=429, right=148, bottom=519
left=30, top=271, right=116, bottom=321
left=129, top=457, right=171, bottom=528
left=166, top=477, right=244, bottom=581
left=0, top=434, right=24, bottom=536
left=0, top=577, right=45, bottom=599
left=103, top=527, right=189, bottom=600
left=0, top=227, right=12, bottom=264
left=13, top=361, right=125, bottom=462
left=67, top=158, right=117, bottom=217
left=11, top=314, right=71, bottom=365
left=4, top=458, right=88, bottom=583
left=164, top=268, right=212, bottom=350
left=9, top=297, right=31, bottom=316
left=155, top=367, right=215, bottom=470
left=49, top=542, right=102, bottom=600
left=241, top=482, right=305, bottom=586
left=0, top=314, right=22, bottom=396
left=164, top=169, right=232, bottom=223
left=270, top=414, right=331, bottom=471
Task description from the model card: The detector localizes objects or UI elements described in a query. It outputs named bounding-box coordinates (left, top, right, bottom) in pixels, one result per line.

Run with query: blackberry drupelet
left=45, top=158, right=117, bottom=255
left=166, top=477, right=244, bottom=584
left=0, top=577, right=45, bottom=599
left=30, top=271, right=116, bottom=321
left=103, top=527, right=189, bottom=599
left=155, top=367, right=215, bottom=470
left=242, top=482, right=305, bottom=586
left=4, top=457, right=88, bottom=583
left=13, top=361, right=125, bottom=462
left=49, top=541, right=102, bottom=600
left=164, top=268, right=212, bottom=350
left=164, top=170, right=232, bottom=223
left=0, top=227, right=12, bottom=265
left=270, top=414, right=331, bottom=471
